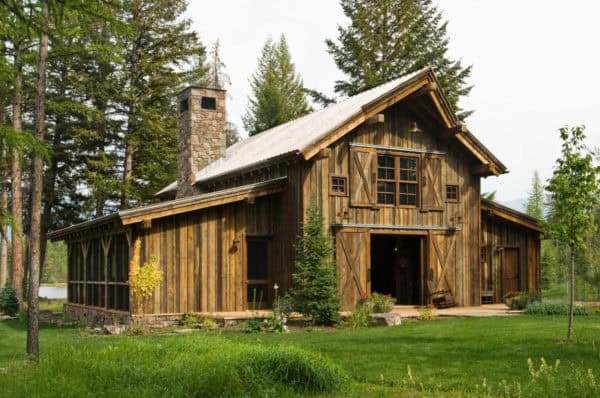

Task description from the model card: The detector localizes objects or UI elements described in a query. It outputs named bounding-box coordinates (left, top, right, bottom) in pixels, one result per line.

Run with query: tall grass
left=0, top=334, right=348, bottom=397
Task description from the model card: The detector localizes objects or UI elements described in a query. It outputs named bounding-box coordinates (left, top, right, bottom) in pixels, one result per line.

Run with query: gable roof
left=481, top=198, right=544, bottom=233
left=157, top=67, right=507, bottom=196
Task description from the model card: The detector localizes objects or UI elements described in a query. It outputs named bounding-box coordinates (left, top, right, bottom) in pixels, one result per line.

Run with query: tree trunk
left=0, top=109, right=8, bottom=289
left=0, top=190, right=7, bottom=289
left=567, top=245, right=575, bottom=343
left=120, top=140, right=133, bottom=210
left=27, top=0, right=49, bottom=363
left=11, top=44, right=24, bottom=308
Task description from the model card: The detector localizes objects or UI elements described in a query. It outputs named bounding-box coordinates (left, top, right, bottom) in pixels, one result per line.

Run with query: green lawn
left=1, top=316, right=599, bottom=397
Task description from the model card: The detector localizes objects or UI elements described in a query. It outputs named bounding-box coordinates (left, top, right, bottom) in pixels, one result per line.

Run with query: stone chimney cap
left=177, top=85, right=227, bottom=96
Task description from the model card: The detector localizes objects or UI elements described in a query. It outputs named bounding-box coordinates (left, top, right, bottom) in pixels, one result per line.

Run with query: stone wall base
left=63, top=304, right=131, bottom=325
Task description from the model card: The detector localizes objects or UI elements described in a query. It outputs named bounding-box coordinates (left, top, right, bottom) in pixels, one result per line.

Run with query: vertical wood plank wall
left=303, top=100, right=483, bottom=306
left=134, top=166, right=304, bottom=315
left=481, top=214, right=541, bottom=302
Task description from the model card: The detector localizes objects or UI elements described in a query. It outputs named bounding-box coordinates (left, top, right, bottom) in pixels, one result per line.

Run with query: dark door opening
left=247, top=238, right=270, bottom=308
left=370, top=235, right=422, bottom=305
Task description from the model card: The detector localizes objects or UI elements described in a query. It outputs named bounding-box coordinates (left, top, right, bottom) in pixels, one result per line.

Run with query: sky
left=185, top=0, right=600, bottom=203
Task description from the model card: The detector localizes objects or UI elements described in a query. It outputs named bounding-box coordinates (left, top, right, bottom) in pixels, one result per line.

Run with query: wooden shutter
left=421, top=155, right=444, bottom=211
left=428, top=232, right=456, bottom=295
left=349, top=147, right=377, bottom=207
left=336, top=231, right=369, bottom=308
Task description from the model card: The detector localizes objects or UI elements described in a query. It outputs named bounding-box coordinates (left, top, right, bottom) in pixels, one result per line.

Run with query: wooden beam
left=365, top=113, right=384, bottom=125
left=412, top=81, right=438, bottom=97
left=482, top=206, right=544, bottom=232
left=428, top=91, right=454, bottom=128
left=471, top=163, right=493, bottom=176
left=121, top=185, right=286, bottom=225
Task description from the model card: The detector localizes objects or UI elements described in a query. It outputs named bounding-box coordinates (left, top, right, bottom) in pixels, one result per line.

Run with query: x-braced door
left=336, top=230, right=369, bottom=308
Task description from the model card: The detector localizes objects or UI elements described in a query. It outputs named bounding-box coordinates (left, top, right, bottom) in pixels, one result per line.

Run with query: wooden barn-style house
left=48, top=67, right=543, bottom=322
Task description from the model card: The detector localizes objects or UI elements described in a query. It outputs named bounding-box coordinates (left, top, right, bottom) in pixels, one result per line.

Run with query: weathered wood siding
left=481, top=214, right=541, bottom=302
left=137, top=196, right=265, bottom=314
left=303, top=100, right=483, bottom=306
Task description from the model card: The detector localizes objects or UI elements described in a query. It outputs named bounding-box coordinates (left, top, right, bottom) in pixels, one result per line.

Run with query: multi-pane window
left=399, top=157, right=418, bottom=205
left=446, top=184, right=459, bottom=202
left=331, top=176, right=348, bottom=196
left=376, top=154, right=419, bottom=206
left=377, top=155, right=396, bottom=204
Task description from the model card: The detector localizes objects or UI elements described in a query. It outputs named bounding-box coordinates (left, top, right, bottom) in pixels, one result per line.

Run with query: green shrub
left=0, top=285, right=19, bottom=317
left=180, top=314, right=199, bottom=328
left=363, top=292, right=396, bottom=313
left=525, top=302, right=591, bottom=316
left=289, top=206, right=340, bottom=325
left=239, top=345, right=348, bottom=393
left=348, top=305, right=370, bottom=328
left=417, top=305, right=437, bottom=321
left=511, top=292, right=530, bottom=310
left=243, top=317, right=264, bottom=333
left=201, top=317, right=219, bottom=331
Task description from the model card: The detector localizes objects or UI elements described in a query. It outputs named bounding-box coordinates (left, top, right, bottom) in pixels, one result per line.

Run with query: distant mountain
left=498, top=198, right=527, bottom=213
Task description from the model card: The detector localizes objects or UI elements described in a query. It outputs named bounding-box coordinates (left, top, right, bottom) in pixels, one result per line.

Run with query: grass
left=1, top=316, right=599, bottom=397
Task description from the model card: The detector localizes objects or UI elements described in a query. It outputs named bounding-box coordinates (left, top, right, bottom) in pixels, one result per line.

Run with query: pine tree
left=243, top=35, right=310, bottom=136
left=526, top=170, right=544, bottom=221
left=116, top=0, right=209, bottom=209
left=326, top=0, right=473, bottom=119
left=289, top=206, right=340, bottom=325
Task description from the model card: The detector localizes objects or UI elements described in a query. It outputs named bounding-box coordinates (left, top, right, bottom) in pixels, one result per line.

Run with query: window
left=377, top=154, right=419, bottom=206
left=446, top=184, right=459, bottom=202
left=179, top=97, right=189, bottom=113
left=330, top=175, right=348, bottom=196
left=201, top=96, right=216, bottom=110
left=247, top=238, right=269, bottom=304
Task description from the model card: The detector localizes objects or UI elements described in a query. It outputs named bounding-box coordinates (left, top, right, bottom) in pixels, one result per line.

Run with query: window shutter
left=421, top=155, right=444, bottom=212
left=349, top=147, right=376, bottom=207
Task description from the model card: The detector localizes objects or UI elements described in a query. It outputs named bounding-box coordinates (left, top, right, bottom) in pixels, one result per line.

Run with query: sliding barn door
left=336, top=231, right=369, bottom=308
left=428, top=232, right=457, bottom=297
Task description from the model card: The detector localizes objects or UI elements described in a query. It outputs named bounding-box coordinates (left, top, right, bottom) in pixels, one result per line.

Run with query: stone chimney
left=176, top=87, right=226, bottom=198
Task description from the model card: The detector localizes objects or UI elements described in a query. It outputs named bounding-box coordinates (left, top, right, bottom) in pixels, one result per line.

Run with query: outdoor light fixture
left=408, top=121, right=422, bottom=133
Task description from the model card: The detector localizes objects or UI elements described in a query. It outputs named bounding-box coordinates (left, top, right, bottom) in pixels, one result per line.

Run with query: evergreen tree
left=526, top=170, right=545, bottom=221
left=326, top=0, right=473, bottom=119
left=243, top=35, right=310, bottom=136
left=289, top=206, right=340, bottom=325
left=116, top=0, right=209, bottom=209
left=546, top=125, right=600, bottom=342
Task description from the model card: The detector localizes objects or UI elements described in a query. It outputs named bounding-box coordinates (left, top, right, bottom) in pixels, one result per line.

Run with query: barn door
left=336, top=230, right=369, bottom=308
left=502, top=248, right=520, bottom=295
left=421, top=155, right=444, bottom=211
left=349, top=147, right=377, bottom=207
left=428, top=232, right=457, bottom=296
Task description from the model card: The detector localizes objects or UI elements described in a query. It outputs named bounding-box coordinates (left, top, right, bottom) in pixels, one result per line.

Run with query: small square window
left=446, top=185, right=459, bottom=202
left=201, top=96, right=217, bottom=110
left=330, top=176, right=348, bottom=196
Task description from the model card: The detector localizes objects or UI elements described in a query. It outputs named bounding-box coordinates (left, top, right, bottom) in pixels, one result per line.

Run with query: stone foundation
left=63, top=304, right=130, bottom=325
